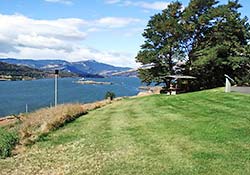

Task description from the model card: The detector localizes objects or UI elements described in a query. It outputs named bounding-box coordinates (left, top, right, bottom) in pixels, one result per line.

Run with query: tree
left=105, top=91, right=116, bottom=101
left=137, top=0, right=250, bottom=90
left=189, top=0, right=250, bottom=88
left=181, top=0, right=218, bottom=70
left=136, top=1, right=184, bottom=87
left=136, top=0, right=220, bottom=87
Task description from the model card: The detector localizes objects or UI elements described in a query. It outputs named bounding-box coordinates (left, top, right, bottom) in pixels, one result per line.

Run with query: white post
left=225, top=78, right=231, bottom=93
left=25, top=104, right=28, bottom=113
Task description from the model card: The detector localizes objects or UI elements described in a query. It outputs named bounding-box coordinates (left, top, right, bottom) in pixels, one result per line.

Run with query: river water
left=0, top=77, right=141, bottom=117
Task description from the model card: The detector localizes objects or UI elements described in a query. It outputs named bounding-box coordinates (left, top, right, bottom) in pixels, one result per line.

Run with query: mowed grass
left=1, top=88, right=250, bottom=175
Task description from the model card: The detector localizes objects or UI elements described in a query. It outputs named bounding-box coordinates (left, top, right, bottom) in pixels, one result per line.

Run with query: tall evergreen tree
left=136, top=1, right=184, bottom=87
left=190, top=0, right=250, bottom=88
left=136, top=0, right=250, bottom=89
left=182, top=0, right=218, bottom=69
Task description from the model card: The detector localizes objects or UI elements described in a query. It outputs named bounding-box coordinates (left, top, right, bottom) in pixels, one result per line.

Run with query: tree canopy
left=136, top=0, right=250, bottom=89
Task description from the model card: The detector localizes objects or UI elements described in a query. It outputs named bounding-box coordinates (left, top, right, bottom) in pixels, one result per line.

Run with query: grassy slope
left=1, top=89, right=250, bottom=175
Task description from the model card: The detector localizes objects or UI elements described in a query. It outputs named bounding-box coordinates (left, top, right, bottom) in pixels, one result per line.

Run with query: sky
left=0, top=0, right=249, bottom=68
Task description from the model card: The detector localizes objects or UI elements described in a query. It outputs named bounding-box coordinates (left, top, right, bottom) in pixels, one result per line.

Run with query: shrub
left=19, top=104, right=87, bottom=144
left=0, top=127, right=19, bottom=158
left=105, top=91, right=116, bottom=100
left=19, top=101, right=114, bottom=145
left=236, top=74, right=250, bottom=86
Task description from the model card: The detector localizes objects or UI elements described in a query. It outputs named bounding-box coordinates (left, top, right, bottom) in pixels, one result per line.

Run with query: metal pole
left=55, top=70, right=59, bottom=106
left=25, top=104, right=28, bottom=113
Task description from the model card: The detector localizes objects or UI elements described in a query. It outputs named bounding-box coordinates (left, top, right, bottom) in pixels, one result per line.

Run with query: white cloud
left=0, top=14, right=87, bottom=52
left=105, top=0, right=170, bottom=10
left=86, top=27, right=102, bottom=33
left=15, top=34, right=71, bottom=51
left=5, top=46, right=136, bottom=67
left=45, top=0, right=73, bottom=5
left=96, top=17, right=141, bottom=28
left=0, top=14, right=140, bottom=67
left=105, top=0, right=121, bottom=4
left=136, top=2, right=170, bottom=10
left=68, top=47, right=136, bottom=67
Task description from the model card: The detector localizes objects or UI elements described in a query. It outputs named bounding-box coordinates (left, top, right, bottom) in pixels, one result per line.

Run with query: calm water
left=0, top=77, right=141, bottom=117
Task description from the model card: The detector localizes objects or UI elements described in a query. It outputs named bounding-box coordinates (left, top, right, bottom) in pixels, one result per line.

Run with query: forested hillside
left=0, top=62, right=76, bottom=80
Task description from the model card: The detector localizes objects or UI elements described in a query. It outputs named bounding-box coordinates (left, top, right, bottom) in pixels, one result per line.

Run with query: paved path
left=231, top=86, right=250, bottom=94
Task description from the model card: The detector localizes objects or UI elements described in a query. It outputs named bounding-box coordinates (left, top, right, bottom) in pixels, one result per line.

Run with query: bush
left=19, top=104, right=87, bottom=144
left=105, top=91, right=116, bottom=100
left=0, top=127, right=19, bottom=158
left=236, top=74, right=250, bottom=86
left=19, top=101, right=113, bottom=145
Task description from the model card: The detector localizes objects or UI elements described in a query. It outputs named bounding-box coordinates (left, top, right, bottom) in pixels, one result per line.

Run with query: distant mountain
left=0, top=61, right=77, bottom=80
left=0, top=58, right=68, bottom=69
left=0, top=58, right=131, bottom=77
left=0, top=61, right=47, bottom=80
left=71, top=60, right=131, bottom=76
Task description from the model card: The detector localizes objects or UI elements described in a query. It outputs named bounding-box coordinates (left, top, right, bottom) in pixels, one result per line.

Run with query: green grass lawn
left=1, top=88, right=250, bottom=175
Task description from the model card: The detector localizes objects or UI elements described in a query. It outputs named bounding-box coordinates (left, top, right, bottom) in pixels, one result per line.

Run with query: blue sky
left=0, top=0, right=249, bottom=67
